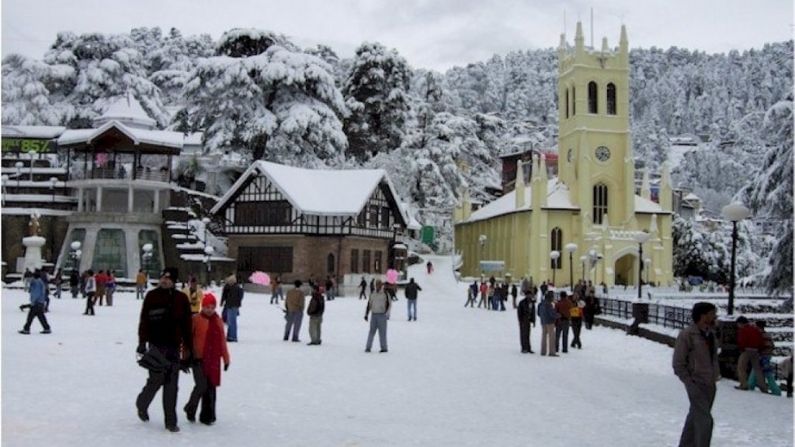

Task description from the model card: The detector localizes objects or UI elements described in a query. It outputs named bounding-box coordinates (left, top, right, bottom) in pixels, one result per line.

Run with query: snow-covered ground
left=2, top=256, right=792, bottom=446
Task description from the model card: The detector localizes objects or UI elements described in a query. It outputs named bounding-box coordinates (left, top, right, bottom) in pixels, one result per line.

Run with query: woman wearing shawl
left=184, top=292, right=230, bottom=425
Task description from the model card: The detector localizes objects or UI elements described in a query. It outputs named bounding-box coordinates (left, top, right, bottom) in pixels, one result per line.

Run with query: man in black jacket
left=517, top=293, right=534, bottom=353
left=135, top=267, right=192, bottom=433
left=404, top=278, right=422, bottom=321
left=307, top=284, right=325, bottom=345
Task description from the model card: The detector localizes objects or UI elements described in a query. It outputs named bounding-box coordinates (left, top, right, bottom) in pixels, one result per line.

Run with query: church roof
left=634, top=195, right=667, bottom=214
left=93, top=93, right=157, bottom=129
left=211, top=161, right=411, bottom=223
left=463, top=179, right=578, bottom=224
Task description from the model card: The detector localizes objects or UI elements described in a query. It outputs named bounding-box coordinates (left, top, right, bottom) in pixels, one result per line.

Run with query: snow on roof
left=1, top=125, right=66, bottom=139
left=211, top=161, right=410, bottom=222
left=0, top=207, right=73, bottom=216
left=93, top=94, right=157, bottom=129
left=635, top=195, right=667, bottom=214
left=683, top=192, right=701, bottom=201
left=184, top=132, right=204, bottom=146
left=400, top=202, right=422, bottom=230
left=464, top=179, right=577, bottom=224
left=58, top=120, right=184, bottom=149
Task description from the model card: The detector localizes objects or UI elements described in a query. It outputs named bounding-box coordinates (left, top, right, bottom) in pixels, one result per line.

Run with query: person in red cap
left=184, top=292, right=230, bottom=426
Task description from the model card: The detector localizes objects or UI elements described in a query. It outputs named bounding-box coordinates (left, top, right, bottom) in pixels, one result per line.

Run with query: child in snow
left=185, top=292, right=230, bottom=425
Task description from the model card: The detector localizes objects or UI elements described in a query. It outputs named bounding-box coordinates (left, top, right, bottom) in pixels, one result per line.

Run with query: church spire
left=575, top=21, right=585, bottom=56
left=515, top=159, right=526, bottom=209
left=641, top=169, right=651, bottom=200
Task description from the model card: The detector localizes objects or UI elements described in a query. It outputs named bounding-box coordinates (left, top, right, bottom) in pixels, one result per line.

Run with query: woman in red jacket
left=184, top=293, right=230, bottom=425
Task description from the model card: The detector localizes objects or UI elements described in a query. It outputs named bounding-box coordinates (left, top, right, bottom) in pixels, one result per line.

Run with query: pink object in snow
left=386, top=269, right=398, bottom=284
left=249, top=271, right=270, bottom=286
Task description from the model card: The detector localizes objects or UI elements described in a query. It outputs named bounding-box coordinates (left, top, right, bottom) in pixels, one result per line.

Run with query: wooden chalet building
left=210, top=161, right=410, bottom=285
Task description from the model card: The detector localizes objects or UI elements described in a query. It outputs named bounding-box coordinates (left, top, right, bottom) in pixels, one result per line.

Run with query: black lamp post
left=580, top=255, right=587, bottom=283
left=722, top=203, right=751, bottom=316
left=549, top=250, right=560, bottom=286
left=565, top=243, right=578, bottom=288
left=634, top=232, right=650, bottom=300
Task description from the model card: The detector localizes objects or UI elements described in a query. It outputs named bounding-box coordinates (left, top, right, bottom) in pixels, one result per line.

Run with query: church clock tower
left=557, top=23, right=634, bottom=231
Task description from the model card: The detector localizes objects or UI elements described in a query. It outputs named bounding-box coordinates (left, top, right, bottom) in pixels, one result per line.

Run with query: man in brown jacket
left=672, top=302, right=719, bottom=447
left=283, top=280, right=305, bottom=342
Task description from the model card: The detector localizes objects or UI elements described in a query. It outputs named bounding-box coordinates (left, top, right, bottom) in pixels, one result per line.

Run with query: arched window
left=327, top=253, right=335, bottom=274
left=607, top=83, right=617, bottom=115
left=593, top=184, right=608, bottom=225
left=572, top=86, right=576, bottom=115
left=588, top=81, right=598, bottom=114
left=550, top=227, right=562, bottom=269
left=565, top=89, right=570, bottom=118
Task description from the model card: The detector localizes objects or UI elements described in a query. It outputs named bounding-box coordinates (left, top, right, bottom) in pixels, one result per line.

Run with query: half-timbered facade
left=211, top=161, right=409, bottom=284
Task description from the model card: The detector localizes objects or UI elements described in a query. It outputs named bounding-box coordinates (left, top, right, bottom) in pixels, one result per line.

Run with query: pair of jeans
left=366, top=313, right=388, bottom=351
left=283, top=311, right=302, bottom=341
left=570, top=318, right=583, bottom=348
left=737, top=349, right=767, bottom=392
left=23, top=303, right=50, bottom=331
left=678, top=381, right=716, bottom=447
left=71, top=286, right=79, bottom=298
left=309, top=316, right=322, bottom=344
left=186, top=360, right=217, bottom=424
left=136, top=348, right=180, bottom=428
left=84, top=292, right=95, bottom=315
left=556, top=319, right=570, bottom=353
left=225, top=307, right=239, bottom=341
left=407, top=299, right=417, bottom=320
left=518, top=318, right=531, bottom=352
left=136, top=286, right=146, bottom=300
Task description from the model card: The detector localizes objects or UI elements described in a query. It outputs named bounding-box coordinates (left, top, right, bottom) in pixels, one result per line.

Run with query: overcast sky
left=2, top=0, right=792, bottom=71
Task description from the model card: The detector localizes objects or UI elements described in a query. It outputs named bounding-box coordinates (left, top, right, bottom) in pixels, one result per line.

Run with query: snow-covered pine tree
left=1, top=54, right=70, bottom=125
left=342, top=42, right=412, bottom=159
left=147, top=28, right=214, bottom=106
left=177, top=29, right=347, bottom=164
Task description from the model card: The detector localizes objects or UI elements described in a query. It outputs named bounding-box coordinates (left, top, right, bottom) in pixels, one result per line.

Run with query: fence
left=599, top=297, right=691, bottom=330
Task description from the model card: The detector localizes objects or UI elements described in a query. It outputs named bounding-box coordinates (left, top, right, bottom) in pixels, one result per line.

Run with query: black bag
left=137, top=347, right=173, bottom=374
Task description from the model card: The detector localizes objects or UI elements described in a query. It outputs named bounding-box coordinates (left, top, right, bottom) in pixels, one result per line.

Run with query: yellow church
left=454, top=23, right=674, bottom=287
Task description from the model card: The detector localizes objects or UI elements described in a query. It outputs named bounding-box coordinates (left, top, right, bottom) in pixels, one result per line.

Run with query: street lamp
left=644, top=258, right=652, bottom=286
left=70, top=241, right=82, bottom=274
left=478, top=234, right=487, bottom=274
left=549, top=250, right=560, bottom=286
left=565, top=243, right=578, bottom=288
left=634, top=232, right=651, bottom=299
left=142, top=243, right=153, bottom=278
left=15, top=161, right=23, bottom=188
left=204, top=245, right=215, bottom=284
left=49, top=177, right=58, bottom=203
left=580, top=255, right=587, bottom=282
left=722, top=203, right=751, bottom=315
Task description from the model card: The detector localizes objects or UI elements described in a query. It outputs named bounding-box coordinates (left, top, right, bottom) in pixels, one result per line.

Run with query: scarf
left=202, top=313, right=224, bottom=387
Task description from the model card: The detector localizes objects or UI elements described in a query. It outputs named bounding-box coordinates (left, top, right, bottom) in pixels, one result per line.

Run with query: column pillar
left=77, top=187, right=84, bottom=212
left=96, top=187, right=103, bottom=212
left=153, top=189, right=160, bottom=213
left=128, top=185, right=134, bottom=213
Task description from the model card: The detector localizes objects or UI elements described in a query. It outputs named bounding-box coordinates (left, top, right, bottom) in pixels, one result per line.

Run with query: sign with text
left=1, top=138, right=56, bottom=153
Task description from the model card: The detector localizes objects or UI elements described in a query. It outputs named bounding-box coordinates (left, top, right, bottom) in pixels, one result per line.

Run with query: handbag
left=137, top=347, right=173, bottom=374
left=222, top=307, right=228, bottom=324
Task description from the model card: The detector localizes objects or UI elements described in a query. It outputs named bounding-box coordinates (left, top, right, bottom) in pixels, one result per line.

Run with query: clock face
left=595, top=146, right=611, bottom=162
left=567, top=148, right=573, bottom=163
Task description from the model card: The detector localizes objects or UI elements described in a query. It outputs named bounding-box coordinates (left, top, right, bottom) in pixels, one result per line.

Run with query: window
left=588, top=81, right=598, bottom=114
left=550, top=228, right=562, bottom=270
left=572, top=86, right=576, bottom=115
left=235, top=201, right=291, bottom=226
left=362, top=250, right=371, bottom=273
left=93, top=229, right=128, bottom=277
left=327, top=253, right=335, bottom=274
left=565, top=89, right=569, bottom=118
left=351, top=249, right=360, bottom=273
left=606, top=83, right=617, bottom=115
left=593, top=184, right=608, bottom=225
left=374, top=251, right=383, bottom=273
left=237, top=246, right=293, bottom=276
left=380, top=207, right=390, bottom=229
left=369, top=205, right=379, bottom=228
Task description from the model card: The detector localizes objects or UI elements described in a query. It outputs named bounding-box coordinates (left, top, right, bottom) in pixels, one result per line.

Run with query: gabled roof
left=634, top=195, right=668, bottom=214
left=58, top=120, right=184, bottom=150
left=464, top=179, right=578, bottom=224
left=211, top=161, right=410, bottom=224
left=93, top=94, right=157, bottom=129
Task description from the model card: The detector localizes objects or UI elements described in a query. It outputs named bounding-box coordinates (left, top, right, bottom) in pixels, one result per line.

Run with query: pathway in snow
left=2, top=256, right=792, bottom=446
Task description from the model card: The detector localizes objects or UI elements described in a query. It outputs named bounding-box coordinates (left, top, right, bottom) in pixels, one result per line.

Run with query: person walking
left=369, top=278, right=375, bottom=295
left=40, top=269, right=50, bottom=312
left=325, top=276, right=335, bottom=301
left=69, top=269, right=80, bottom=299
left=283, top=280, right=305, bottom=342
left=135, top=267, right=193, bottom=433
left=270, top=275, right=282, bottom=304
left=184, top=292, right=230, bottom=426
left=83, top=270, right=96, bottom=316
left=426, top=261, right=433, bottom=274
left=307, top=284, right=325, bottom=345
left=583, top=295, right=598, bottom=330
left=53, top=269, right=63, bottom=300
left=465, top=281, right=478, bottom=307
left=183, top=277, right=204, bottom=315
left=220, top=275, right=243, bottom=342
left=734, top=316, right=767, bottom=392
left=478, top=281, right=488, bottom=309
left=555, top=291, right=572, bottom=353
left=364, top=280, right=390, bottom=353
left=538, top=291, right=559, bottom=356
left=359, top=277, right=368, bottom=300
left=18, top=270, right=51, bottom=334
left=136, top=269, right=148, bottom=300
left=517, top=292, right=533, bottom=353
left=95, top=270, right=107, bottom=306
left=672, top=302, right=719, bottom=447
left=748, top=321, right=781, bottom=395
left=404, top=278, right=422, bottom=321
left=570, top=294, right=584, bottom=349
left=510, top=283, right=518, bottom=309
left=106, top=270, right=116, bottom=306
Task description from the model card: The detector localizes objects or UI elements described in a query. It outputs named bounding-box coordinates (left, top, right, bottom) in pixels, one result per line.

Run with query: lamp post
left=565, top=243, right=578, bottom=288
left=580, top=255, right=587, bottom=282
left=70, top=241, right=82, bottom=275
left=15, top=161, right=23, bottom=188
left=634, top=232, right=650, bottom=299
left=722, top=203, right=751, bottom=316
left=204, top=245, right=215, bottom=285
left=28, top=151, right=35, bottom=181
left=478, top=234, right=487, bottom=275
left=49, top=177, right=58, bottom=203
left=142, top=243, right=153, bottom=279
left=549, top=250, right=560, bottom=286
left=644, top=258, right=652, bottom=285
left=1, top=175, right=7, bottom=205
